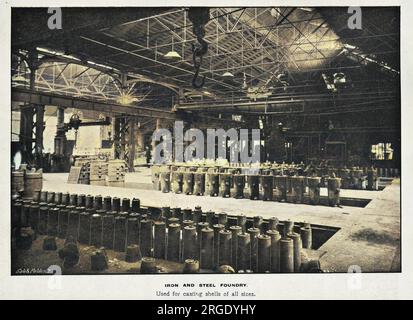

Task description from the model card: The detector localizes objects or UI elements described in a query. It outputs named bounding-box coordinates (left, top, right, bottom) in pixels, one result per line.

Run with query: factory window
left=371, top=143, right=393, bottom=160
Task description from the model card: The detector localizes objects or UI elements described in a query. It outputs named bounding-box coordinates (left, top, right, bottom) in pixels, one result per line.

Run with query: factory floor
left=35, top=168, right=401, bottom=273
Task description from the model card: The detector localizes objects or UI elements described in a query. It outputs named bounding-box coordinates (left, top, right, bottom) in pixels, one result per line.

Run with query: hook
left=192, top=65, right=205, bottom=88
left=191, top=46, right=205, bottom=89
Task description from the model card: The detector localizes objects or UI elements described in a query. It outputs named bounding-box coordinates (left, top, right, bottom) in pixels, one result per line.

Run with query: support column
left=19, top=51, right=44, bottom=168
left=114, top=115, right=136, bottom=172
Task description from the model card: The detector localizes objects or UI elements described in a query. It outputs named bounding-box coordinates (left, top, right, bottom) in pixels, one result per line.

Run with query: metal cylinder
left=78, top=212, right=91, bottom=244
left=193, top=173, right=205, bottom=195
left=367, top=168, right=378, bottom=191
left=183, top=259, right=200, bottom=273
left=58, top=206, right=69, bottom=238
left=207, top=173, right=219, bottom=196
left=167, top=217, right=179, bottom=227
left=54, top=192, right=62, bottom=205
left=327, top=178, right=341, bottom=207
left=213, top=224, right=225, bottom=268
left=200, top=227, right=214, bottom=270
left=121, top=198, right=130, bottom=212
left=161, top=206, right=171, bottom=220
left=307, top=177, right=321, bottom=205
left=292, top=176, right=305, bottom=203
left=90, top=214, right=102, bottom=247
left=248, top=175, right=260, bottom=200
left=229, top=226, right=242, bottom=267
left=274, top=176, right=287, bottom=202
left=219, top=173, right=231, bottom=198
left=183, top=226, right=197, bottom=261
left=69, top=194, right=78, bottom=206
left=193, top=208, right=202, bottom=224
left=85, top=195, right=94, bottom=209
left=11, top=202, right=22, bottom=233
left=173, top=207, right=183, bottom=224
left=103, top=196, right=112, bottom=211
left=140, top=257, right=157, bottom=274
left=40, top=191, right=48, bottom=203
left=257, top=234, right=271, bottom=272
left=47, top=207, right=59, bottom=236
left=140, top=219, right=153, bottom=257
left=233, top=174, right=245, bottom=199
left=261, top=175, right=274, bottom=201
left=160, top=171, right=171, bottom=193
left=196, top=222, right=209, bottom=236
left=32, top=190, right=41, bottom=203
left=114, top=216, right=127, bottom=252
left=183, top=172, right=194, bottom=195
left=215, top=212, right=228, bottom=227
left=77, top=194, right=86, bottom=208
left=287, top=232, right=302, bottom=272
left=248, top=227, right=260, bottom=272
left=93, top=195, right=102, bottom=210
left=131, top=198, right=141, bottom=213
left=171, top=171, right=183, bottom=194
left=218, top=230, right=232, bottom=267
left=154, top=221, right=166, bottom=259
left=166, top=223, right=181, bottom=262
left=268, top=217, right=279, bottom=231
left=183, top=208, right=193, bottom=221
left=28, top=204, right=39, bottom=234
left=237, top=214, right=247, bottom=233
left=280, top=237, right=294, bottom=273
left=205, top=210, right=215, bottom=227
left=112, top=197, right=121, bottom=212
left=253, top=216, right=263, bottom=232
left=67, top=209, right=80, bottom=240
left=300, top=226, right=312, bottom=249
left=46, top=191, right=55, bottom=204
left=182, top=220, right=194, bottom=229
left=283, top=220, right=294, bottom=237
left=127, top=217, right=140, bottom=246
left=102, top=213, right=115, bottom=249
left=267, top=230, right=281, bottom=272
left=20, top=204, right=30, bottom=227
left=236, top=233, right=250, bottom=271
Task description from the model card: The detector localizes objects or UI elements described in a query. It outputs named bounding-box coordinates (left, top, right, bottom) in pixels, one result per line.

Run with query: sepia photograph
left=9, top=5, right=401, bottom=278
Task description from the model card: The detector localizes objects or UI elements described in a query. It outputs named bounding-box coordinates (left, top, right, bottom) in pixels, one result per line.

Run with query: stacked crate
left=90, top=160, right=108, bottom=186
left=106, top=159, right=126, bottom=187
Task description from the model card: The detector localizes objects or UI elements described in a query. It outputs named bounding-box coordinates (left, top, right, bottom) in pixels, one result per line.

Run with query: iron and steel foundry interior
left=11, top=7, right=400, bottom=274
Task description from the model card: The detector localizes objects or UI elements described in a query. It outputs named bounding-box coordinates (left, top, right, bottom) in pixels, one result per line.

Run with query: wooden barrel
left=12, top=171, right=25, bottom=194
left=23, top=171, right=43, bottom=199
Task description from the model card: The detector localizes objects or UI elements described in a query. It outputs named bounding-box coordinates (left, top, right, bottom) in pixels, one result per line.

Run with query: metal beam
left=12, top=87, right=176, bottom=120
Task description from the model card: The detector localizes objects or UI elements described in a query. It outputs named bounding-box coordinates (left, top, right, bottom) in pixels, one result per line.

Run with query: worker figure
left=145, top=146, right=152, bottom=167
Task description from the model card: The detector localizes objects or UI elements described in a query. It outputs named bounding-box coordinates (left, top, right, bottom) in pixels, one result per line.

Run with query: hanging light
left=164, top=36, right=181, bottom=60
left=221, top=61, right=234, bottom=77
